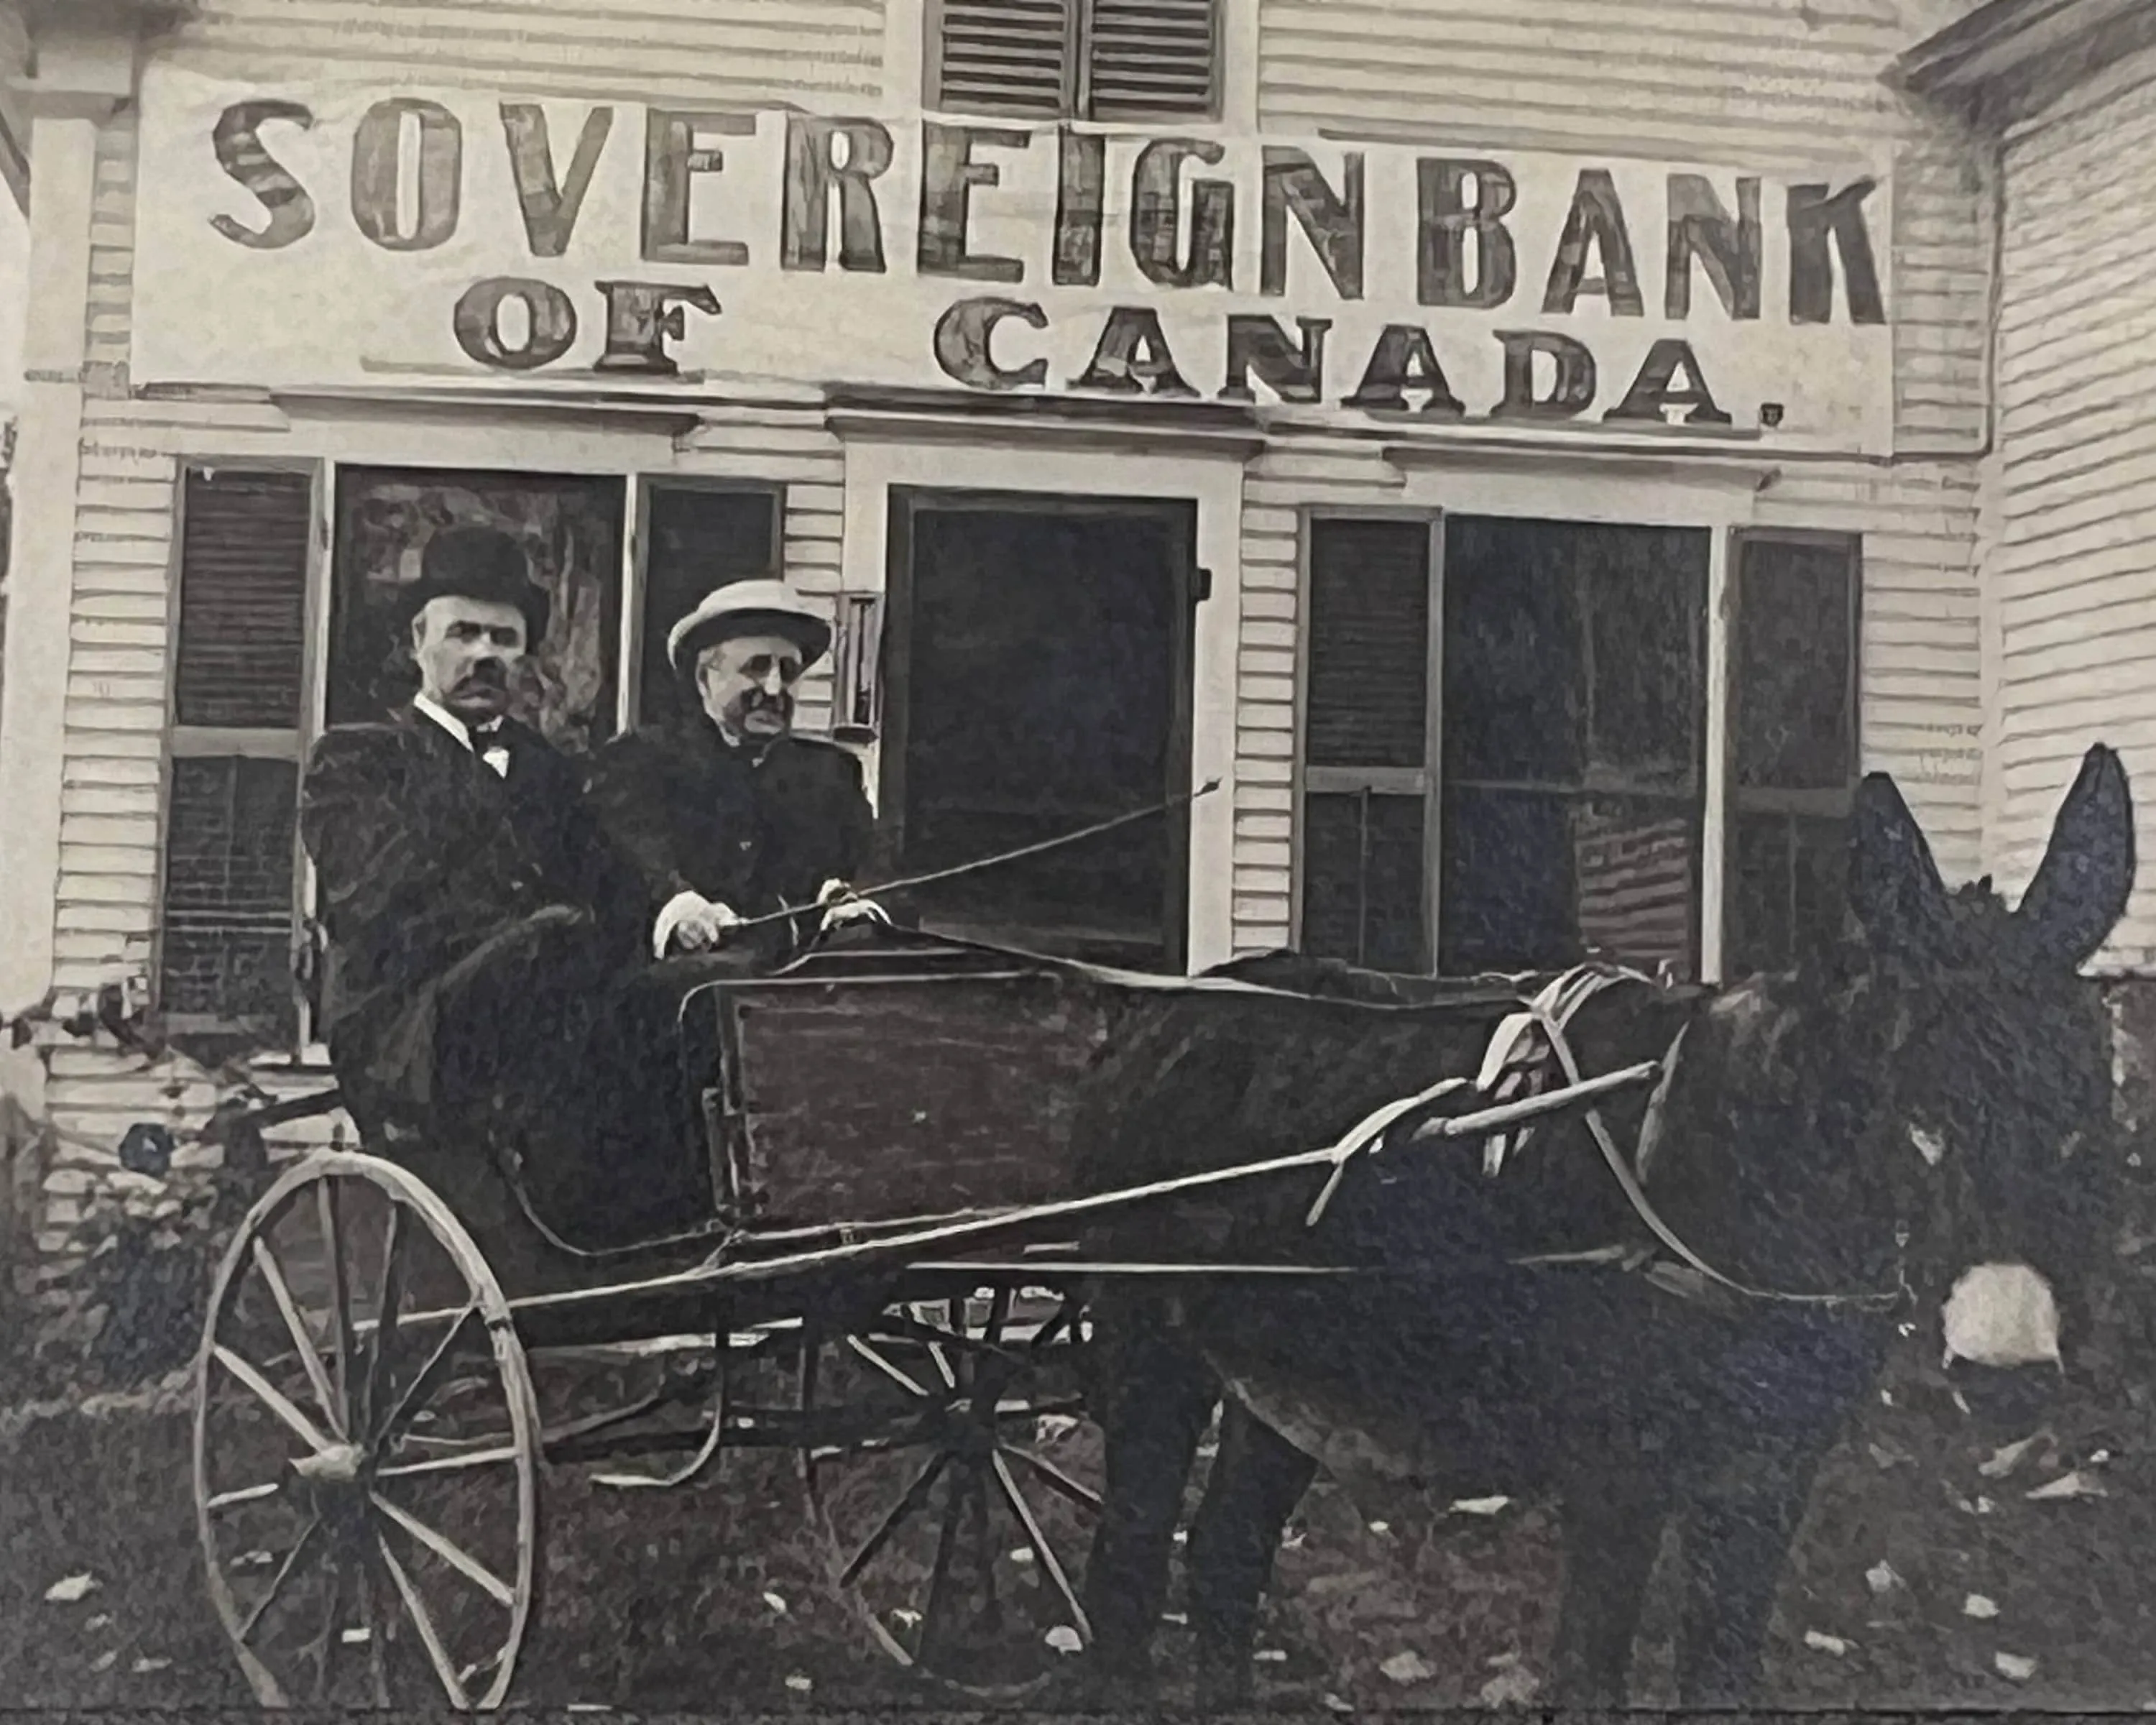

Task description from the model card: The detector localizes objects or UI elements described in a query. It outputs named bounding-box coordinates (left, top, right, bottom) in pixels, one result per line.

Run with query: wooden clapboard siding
left=1990, top=40, right=2156, bottom=970
left=165, top=0, right=885, bottom=102
left=1255, top=0, right=1994, bottom=455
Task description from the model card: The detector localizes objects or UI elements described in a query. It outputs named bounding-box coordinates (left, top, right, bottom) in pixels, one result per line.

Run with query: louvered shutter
left=160, top=465, right=314, bottom=1038
left=1726, top=531, right=1861, bottom=975
left=932, top=0, right=1076, bottom=119
left=1086, top=0, right=1218, bottom=122
left=1298, top=517, right=1438, bottom=971
left=174, top=469, right=312, bottom=727
left=929, top=0, right=1220, bottom=121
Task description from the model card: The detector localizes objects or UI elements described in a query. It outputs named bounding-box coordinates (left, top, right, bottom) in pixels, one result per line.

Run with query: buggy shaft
left=505, top=1057, right=1664, bottom=1317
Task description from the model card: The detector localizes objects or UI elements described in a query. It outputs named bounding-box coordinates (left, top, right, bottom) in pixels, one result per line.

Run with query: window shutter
left=933, top=0, right=1076, bottom=119
left=161, top=464, right=313, bottom=1039
left=1306, top=518, right=1431, bottom=770
left=1086, top=0, right=1218, bottom=121
left=174, top=469, right=313, bottom=728
left=160, top=758, right=302, bottom=1026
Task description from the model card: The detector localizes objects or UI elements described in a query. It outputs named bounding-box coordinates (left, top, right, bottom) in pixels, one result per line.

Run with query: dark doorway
left=882, top=493, right=1197, bottom=970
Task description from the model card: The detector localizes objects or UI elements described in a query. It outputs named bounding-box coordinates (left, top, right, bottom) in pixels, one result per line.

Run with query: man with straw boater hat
left=586, top=576, right=885, bottom=962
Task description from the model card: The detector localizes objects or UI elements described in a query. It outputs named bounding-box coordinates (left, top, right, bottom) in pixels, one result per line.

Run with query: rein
left=1307, top=962, right=1911, bottom=1315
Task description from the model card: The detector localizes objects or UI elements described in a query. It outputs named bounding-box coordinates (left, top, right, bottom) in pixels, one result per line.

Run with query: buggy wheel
left=193, top=1151, right=542, bottom=1709
left=799, top=1285, right=1103, bottom=1698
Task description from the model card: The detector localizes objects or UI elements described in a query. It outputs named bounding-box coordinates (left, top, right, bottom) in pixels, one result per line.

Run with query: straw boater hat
left=666, top=578, right=834, bottom=673
left=397, top=524, right=550, bottom=640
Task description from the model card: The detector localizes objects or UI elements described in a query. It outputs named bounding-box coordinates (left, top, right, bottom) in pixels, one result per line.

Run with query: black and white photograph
left=3, top=0, right=2156, bottom=1714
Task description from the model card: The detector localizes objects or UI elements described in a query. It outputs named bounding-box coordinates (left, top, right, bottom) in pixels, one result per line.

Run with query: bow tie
left=469, top=721, right=511, bottom=778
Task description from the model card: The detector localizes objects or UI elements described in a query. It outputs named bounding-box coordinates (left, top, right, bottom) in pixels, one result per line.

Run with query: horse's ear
left=2014, top=742, right=2135, bottom=969
left=1850, top=768, right=1953, bottom=959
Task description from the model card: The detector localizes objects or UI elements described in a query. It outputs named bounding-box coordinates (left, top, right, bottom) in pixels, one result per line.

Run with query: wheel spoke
left=375, top=1532, right=472, bottom=1710
left=991, top=1451, right=1090, bottom=1642
left=840, top=1448, right=950, bottom=1588
left=359, top=1205, right=407, bottom=1439
left=969, top=1466, right=1002, bottom=1637
left=1002, top=1443, right=1103, bottom=1514
left=251, top=1237, right=344, bottom=1439
left=910, top=1303, right=959, bottom=1390
left=237, top=1515, right=323, bottom=1644
left=846, top=1334, right=930, bottom=1399
left=207, top=1478, right=285, bottom=1513
left=917, top=1465, right=967, bottom=1667
left=318, top=1181, right=354, bottom=1426
left=371, top=1492, right=515, bottom=1609
left=376, top=1443, right=524, bottom=1482
left=213, top=1345, right=334, bottom=1456
left=372, top=1305, right=478, bottom=1449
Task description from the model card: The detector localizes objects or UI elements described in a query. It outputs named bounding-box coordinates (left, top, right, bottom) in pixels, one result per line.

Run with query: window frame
left=1290, top=510, right=1863, bottom=985
left=155, top=458, right=799, bottom=1062
left=922, top=0, right=1226, bottom=124
left=1288, top=505, right=1446, bottom=970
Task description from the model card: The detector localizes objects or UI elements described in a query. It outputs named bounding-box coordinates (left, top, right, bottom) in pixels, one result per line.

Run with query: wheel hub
left=291, top=1440, right=367, bottom=1489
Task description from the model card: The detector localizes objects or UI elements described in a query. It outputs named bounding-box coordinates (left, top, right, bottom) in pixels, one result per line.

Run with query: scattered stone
left=90, top=1650, right=117, bottom=1673
left=1866, top=1560, right=1902, bottom=1595
left=2027, top=1470, right=2107, bottom=1501
left=1963, top=1595, right=1999, bottom=1620
left=1450, top=1495, right=1510, bottom=1517
left=1256, top=1648, right=1288, bottom=1663
left=1978, top=1435, right=2043, bottom=1478
left=1803, top=1631, right=1853, bottom=1656
left=1380, top=1651, right=1435, bottom=1684
left=1367, top=1520, right=1391, bottom=1537
left=1046, top=1625, right=1083, bottom=1655
left=86, top=1614, right=111, bottom=1632
left=339, top=1628, right=370, bottom=1645
left=783, top=1673, right=814, bottom=1693
left=1322, top=1693, right=1355, bottom=1714
left=1010, top=1547, right=1036, bottom=1565
left=44, top=1574, right=98, bottom=1604
left=762, top=1591, right=788, bottom=1615
left=130, top=1657, right=170, bottom=1675
left=1995, top=1652, right=2038, bottom=1683
left=1481, top=1665, right=1541, bottom=1706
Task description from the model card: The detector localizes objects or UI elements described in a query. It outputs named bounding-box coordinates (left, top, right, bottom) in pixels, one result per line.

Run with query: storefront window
left=1439, top=518, right=1708, bottom=978
left=1299, top=513, right=1857, bottom=982
left=156, top=463, right=797, bottom=1042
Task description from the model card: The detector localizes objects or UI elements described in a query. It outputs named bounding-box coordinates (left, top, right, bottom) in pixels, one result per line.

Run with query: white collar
left=413, top=691, right=505, bottom=753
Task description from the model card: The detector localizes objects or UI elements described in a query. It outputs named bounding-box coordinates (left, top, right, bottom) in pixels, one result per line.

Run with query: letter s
left=211, top=101, right=317, bottom=249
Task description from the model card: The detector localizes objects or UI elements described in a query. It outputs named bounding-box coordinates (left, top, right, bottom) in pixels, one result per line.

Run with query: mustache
left=454, top=663, right=509, bottom=692
left=742, top=690, right=791, bottom=712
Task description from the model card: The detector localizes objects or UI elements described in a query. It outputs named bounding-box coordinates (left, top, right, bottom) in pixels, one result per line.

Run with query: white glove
left=816, top=878, right=891, bottom=932
left=653, top=890, right=743, bottom=957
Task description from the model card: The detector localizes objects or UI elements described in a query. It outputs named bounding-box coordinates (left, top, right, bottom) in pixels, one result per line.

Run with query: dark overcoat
left=584, top=717, right=880, bottom=958
left=299, top=705, right=640, bottom=1126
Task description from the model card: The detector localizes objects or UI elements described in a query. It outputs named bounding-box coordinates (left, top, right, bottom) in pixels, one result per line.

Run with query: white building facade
left=0, top=0, right=2111, bottom=1252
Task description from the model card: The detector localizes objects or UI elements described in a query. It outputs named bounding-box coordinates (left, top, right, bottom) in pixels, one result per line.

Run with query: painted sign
left=132, top=68, right=1895, bottom=451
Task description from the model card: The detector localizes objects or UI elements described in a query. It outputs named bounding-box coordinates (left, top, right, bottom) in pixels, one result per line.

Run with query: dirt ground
left=10, top=1324, right=2156, bottom=1714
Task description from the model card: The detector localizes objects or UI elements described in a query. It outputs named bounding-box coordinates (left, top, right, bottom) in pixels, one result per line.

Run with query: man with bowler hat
left=586, top=577, right=886, bottom=963
left=299, top=524, right=640, bottom=1154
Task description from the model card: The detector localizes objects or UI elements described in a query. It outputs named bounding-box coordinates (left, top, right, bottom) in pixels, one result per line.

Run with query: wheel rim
left=800, top=1286, right=1102, bottom=1698
left=193, top=1151, right=541, bottom=1710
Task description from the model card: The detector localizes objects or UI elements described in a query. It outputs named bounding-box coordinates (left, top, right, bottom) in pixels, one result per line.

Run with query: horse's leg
left=1186, top=1396, right=1319, bottom=1711
left=1548, top=1460, right=1672, bottom=1707
left=1669, top=1427, right=1833, bottom=1706
left=1081, top=1295, right=1217, bottom=1696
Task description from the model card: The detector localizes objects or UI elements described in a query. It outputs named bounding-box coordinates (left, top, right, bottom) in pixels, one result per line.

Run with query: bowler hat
left=667, top=578, right=833, bottom=673
left=396, top=525, right=550, bottom=640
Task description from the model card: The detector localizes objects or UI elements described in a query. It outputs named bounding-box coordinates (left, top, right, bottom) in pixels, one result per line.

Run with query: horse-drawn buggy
left=190, top=912, right=1676, bottom=1709
left=189, top=744, right=2138, bottom=1712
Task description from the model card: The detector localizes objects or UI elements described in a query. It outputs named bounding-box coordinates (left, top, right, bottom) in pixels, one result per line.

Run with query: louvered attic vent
left=933, top=0, right=1220, bottom=122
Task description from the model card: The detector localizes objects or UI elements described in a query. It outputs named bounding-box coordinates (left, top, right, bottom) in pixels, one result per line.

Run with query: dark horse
left=1072, top=744, right=2135, bottom=1708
